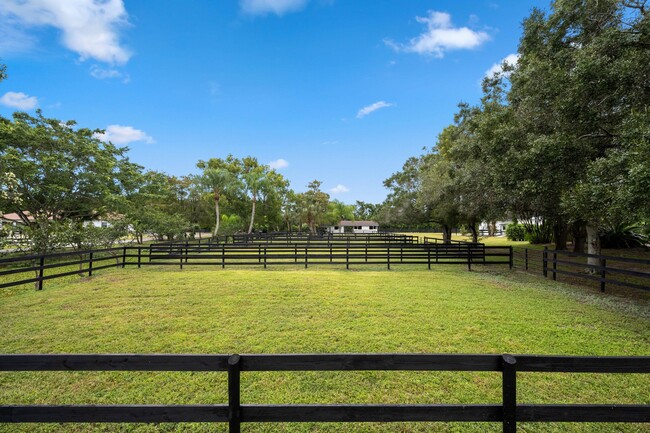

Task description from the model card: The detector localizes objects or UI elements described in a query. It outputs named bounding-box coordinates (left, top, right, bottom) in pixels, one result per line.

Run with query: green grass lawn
left=1, top=265, right=649, bottom=432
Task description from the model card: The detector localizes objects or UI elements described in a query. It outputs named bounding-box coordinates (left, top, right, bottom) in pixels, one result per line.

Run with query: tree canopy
left=378, top=0, right=650, bottom=251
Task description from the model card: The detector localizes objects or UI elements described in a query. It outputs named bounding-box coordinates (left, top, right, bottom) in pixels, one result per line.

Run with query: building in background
left=327, top=220, right=379, bottom=234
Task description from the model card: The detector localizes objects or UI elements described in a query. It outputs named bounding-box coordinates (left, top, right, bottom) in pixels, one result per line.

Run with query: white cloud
left=357, top=101, right=393, bottom=119
left=95, top=125, right=154, bottom=145
left=485, top=53, right=520, bottom=77
left=385, top=11, right=489, bottom=58
left=90, top=65, right=129, bottom=82
left=0, top=91, right=38, bottom=110
left=330, top=184, right=349, bottom=194
left=269, top=158, right=289, bottom=169
left=0, top=0, right=131, bottom=64
left=240, top=0, right=308, bottom=16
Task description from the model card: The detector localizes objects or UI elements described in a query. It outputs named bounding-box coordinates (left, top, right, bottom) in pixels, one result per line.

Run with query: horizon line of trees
left=377, top=0, right=650, bottom=262
left=0, top=109, right=379, bottom=255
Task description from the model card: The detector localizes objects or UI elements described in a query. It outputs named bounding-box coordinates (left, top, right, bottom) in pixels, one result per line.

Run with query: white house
left=478, top=220, right=512, bottom=236
left=327, top=220, right=379, bottom=234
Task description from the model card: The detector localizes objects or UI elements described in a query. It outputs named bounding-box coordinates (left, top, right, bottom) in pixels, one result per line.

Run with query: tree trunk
left=553, top=221, right=569, bottom=251
left=213, top=192, right=220, bottom=236
left=442, top=225, right=452, bottom=243
left=469, top=224, right=478, bottom=243
left=247, top=195, right=256, bottom=234
left=487, top=221, right=495, bottom=237
left=572, top=221, right=587, bottom=253
left=586, top=224, right=602, bottom=273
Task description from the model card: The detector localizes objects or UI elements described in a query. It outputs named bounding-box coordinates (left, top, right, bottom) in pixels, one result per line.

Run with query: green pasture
left=0, top=264, right=648, bottom=432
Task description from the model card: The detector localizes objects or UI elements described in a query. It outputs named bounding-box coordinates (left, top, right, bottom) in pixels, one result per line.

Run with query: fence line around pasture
left=512, top=247, right=650, bottom=293
left=423, top=236, right=478, bottom=245
left=0, top=241, right=513, bottom=291
left=1, top=353, right=648, bottom=432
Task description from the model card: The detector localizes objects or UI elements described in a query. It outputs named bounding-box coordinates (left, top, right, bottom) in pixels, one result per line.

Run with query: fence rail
left=512, top=247, right=650, bottom=292
left=0, top=241, right=512, bottom=291
left=0, top=353, right=648, bottom=432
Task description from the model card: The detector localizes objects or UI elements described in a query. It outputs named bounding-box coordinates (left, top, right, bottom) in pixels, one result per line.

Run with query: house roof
left=339, top=220, right=379, bottom=226
left=1, top=211, right=54, bottom=223
left=1, top=212, right=33, bottom=223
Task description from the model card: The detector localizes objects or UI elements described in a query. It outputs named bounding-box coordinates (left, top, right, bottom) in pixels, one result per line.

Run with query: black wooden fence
left=0, top=353, right=648, bottom=432
left=513, top=247, right=650, bottom=292
left=0, top=242, right=513, bottom=291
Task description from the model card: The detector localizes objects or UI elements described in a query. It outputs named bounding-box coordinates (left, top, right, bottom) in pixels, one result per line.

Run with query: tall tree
left=0, top=111, right=137, bottom=252
left=354, top=201, right=379, bottom=221
left=197, top=155, right=242, bottom=236
left=300, top=180, right=330, bottom=233
left=509, top=0, right=650, bottom=256
left=379, top=156, right=428, bottom=229
left=241, top=157, right=270, bottom=234
left=201, top=167, right=238, bottom=235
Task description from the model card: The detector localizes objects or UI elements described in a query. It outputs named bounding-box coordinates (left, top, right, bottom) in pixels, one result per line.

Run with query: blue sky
left=0, top=0, right=544, bottom=204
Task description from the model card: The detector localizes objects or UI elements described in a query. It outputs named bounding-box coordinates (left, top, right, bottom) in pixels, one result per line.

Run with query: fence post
left=264, top=246, right=267, bottom=269
left=346, top=244, right=349, bottom=270
left=121, top=246, right=127, bottom=268
left=509, top=246, right=513, bottom=270
left=37, top=255, right=45, bottom=290
left=305, top=246, right=308, bottom=269
left=179, top=246, right=183, bottom=270
left=600, top=258, right=607, bottom=292
left=552, top=251, right=557, bottom=281
left=502, top=354, right=517, bottom=433
left=222, top=245, right=225, bottom=269
left=543, top=247, right=548, bottom=278
left=88, top=252, right=93, bottom=277
left=137, top=247, right=142, bottom=269
left=387, top=245, right=391, bottom=270
left=295, top=245, right=298, bottom=263
left=185, top=242, right=189, bottom=263
left=427, top=246, right=431, bottom=270
left=228, top=354, right=242, bottom=433
left=467, top=244, right=472, bottom=271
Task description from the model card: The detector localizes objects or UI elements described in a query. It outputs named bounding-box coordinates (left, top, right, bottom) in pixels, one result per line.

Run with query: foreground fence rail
left=0, top=353, right=648, bottom=432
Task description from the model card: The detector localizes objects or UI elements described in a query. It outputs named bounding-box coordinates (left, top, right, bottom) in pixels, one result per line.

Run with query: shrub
left=600, top=223, right=648, bottom=249
left=505, top=223, right=526, bottom=241
left=524, top=222, right=554, bottom=244
left=220, top=214, right=244, bottom=235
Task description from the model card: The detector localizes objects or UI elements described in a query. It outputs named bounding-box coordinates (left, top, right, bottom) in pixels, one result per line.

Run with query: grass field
left=1, top=264, right=649, bottom=432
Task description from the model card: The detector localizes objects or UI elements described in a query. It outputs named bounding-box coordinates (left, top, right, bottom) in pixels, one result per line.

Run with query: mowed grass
left=0, top=265, right=649, bottom=432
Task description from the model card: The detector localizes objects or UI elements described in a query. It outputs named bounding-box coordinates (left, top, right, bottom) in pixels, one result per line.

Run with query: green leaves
left=383, top=0, right=650, bottom=247
left=0, top=111, right=137, bottom=253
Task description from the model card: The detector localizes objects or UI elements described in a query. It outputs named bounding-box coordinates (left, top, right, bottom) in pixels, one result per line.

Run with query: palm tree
left=201, top=167, right=237, bottom=236
left=243, top=166, right=268, bottom=234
